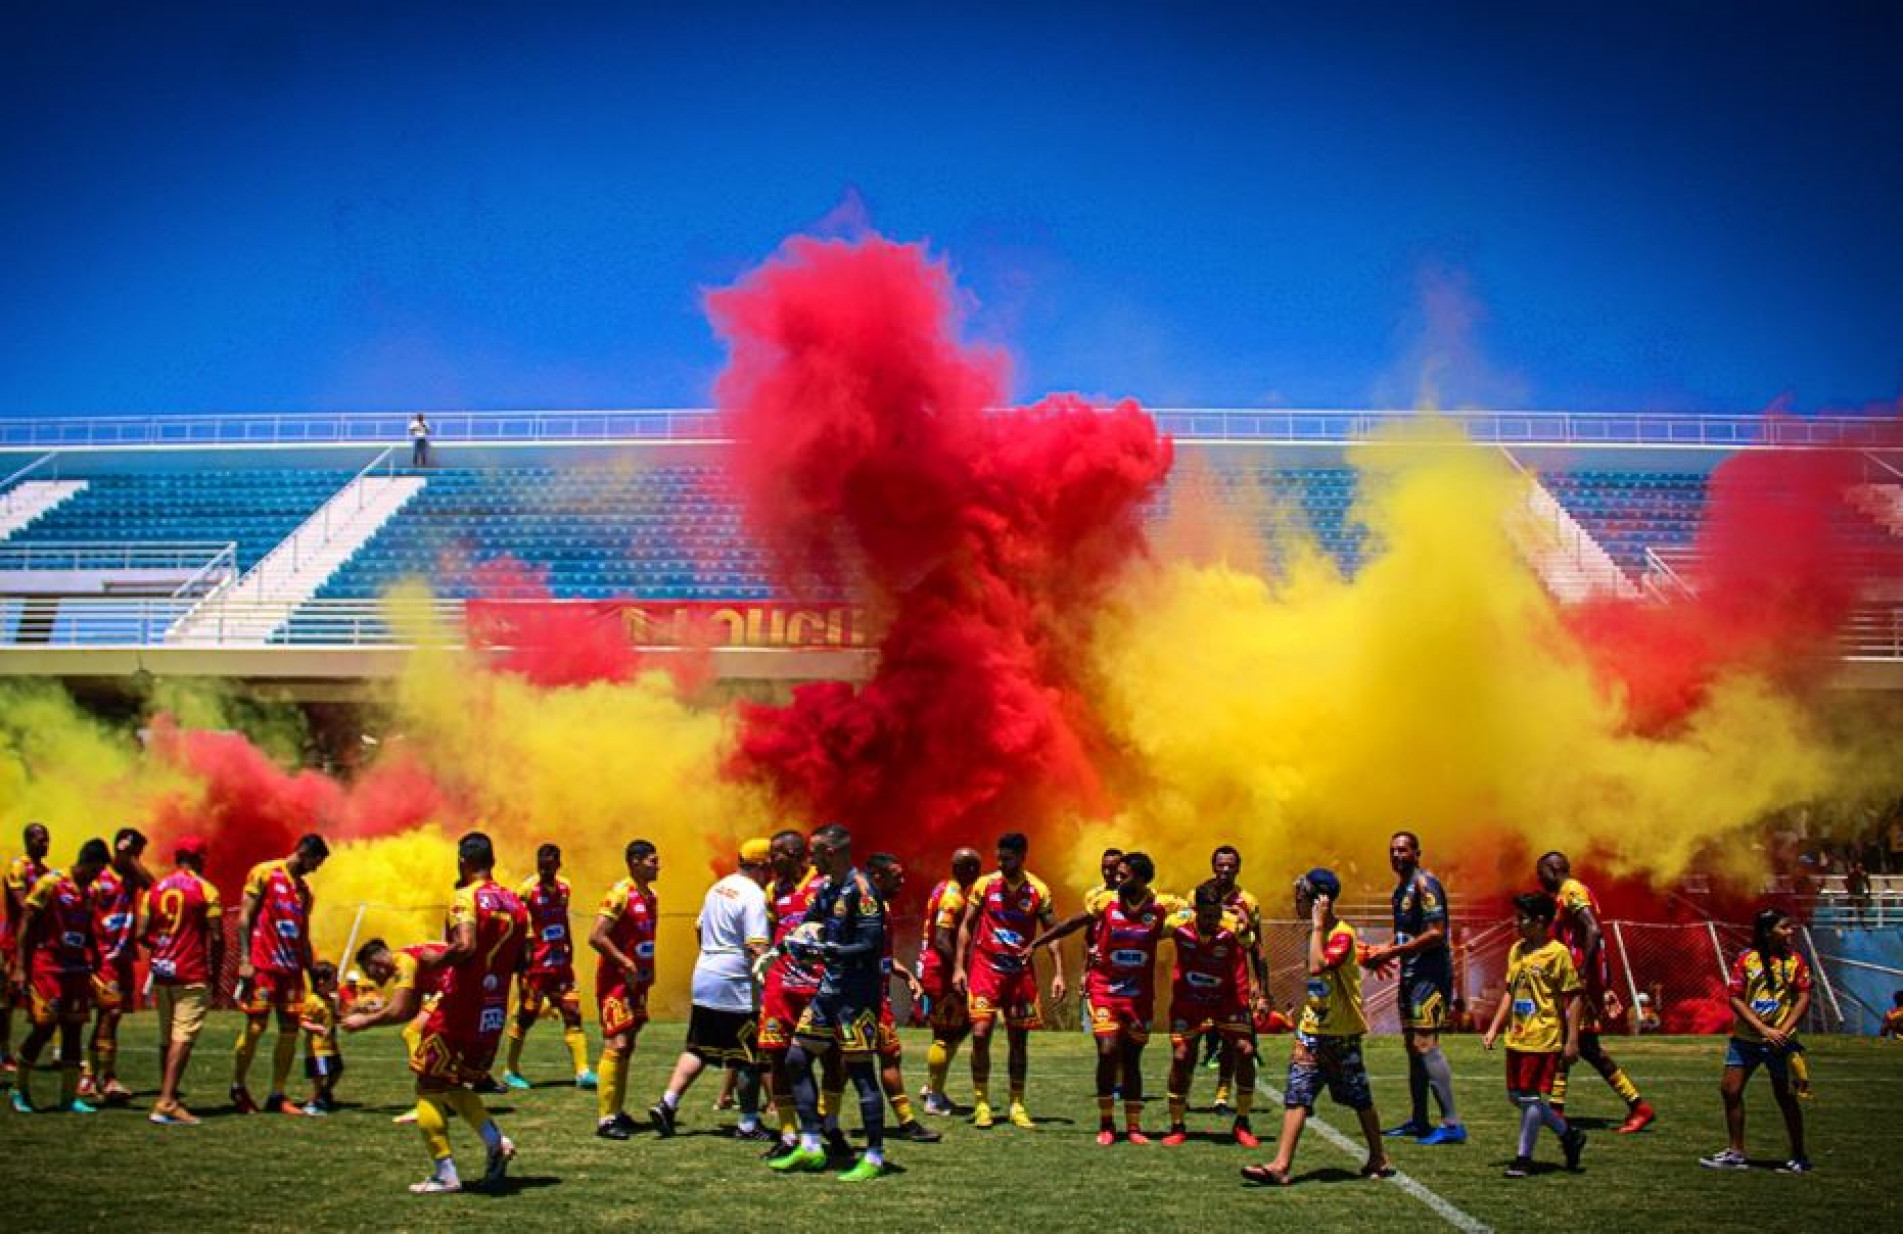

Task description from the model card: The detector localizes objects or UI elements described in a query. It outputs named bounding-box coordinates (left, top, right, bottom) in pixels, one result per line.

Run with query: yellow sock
left=270, top=1029, right=297, bottom=1096
left=1607, top=1067, right=1640, bottom=1105
left=779, top=1103, right=798, bottom=1136
left=926, top=1040, right=951, bottom=1093
left=891, top=1092, right=914, bottom=1123
left=1214, top=1080, right=1231, bottom=1105
left=1096, top=1095, right=1115, bottom=1122
left=972, top=1081, right=990, bottom=1107
left=1237, top=1089, right=1254, bottom=1119
left=416, top=1096, right=454, bottom=1161
left=442, top=1087, right=491, bottom=1134
left=1009, top=1084, right=1025, bottom=1107
left=597, top=1046, right=625, bottom=1120
left=1790, top=1051, right=1812, bottom=1096
left=233, top=1018, right=264, bottom=1084
left=1123, top=1099, right=1144, bottom=1127
left=819, top=1084, right=841, bottom=1120
left=1550, top=1068, right=1570, bottom=1106
left=1168, top=1092, right=1187, bottom=1124
left=565, top=1026, right=590, bottom=1075
left=613, top=1050, right=631, bottom=1116
left=505, top=1023, right=527, bottom=1073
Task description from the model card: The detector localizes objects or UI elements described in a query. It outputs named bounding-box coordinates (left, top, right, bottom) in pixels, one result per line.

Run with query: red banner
left=619, top=601, right=867, bottom=649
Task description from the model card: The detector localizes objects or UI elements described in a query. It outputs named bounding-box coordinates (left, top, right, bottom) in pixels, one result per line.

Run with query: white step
left=168, top=475, right=425, bottom=643
left=0, top=480, right=87, bottom=540
left=1504, top=467, right=1639, bottom=603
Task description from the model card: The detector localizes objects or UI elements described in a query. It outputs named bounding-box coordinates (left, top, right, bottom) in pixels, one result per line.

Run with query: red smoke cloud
left=1565, top=424, right=1903, bottom=734
left=464, top=558, right=642, bottom=689
left=712, top=236, right=1173, bottom=869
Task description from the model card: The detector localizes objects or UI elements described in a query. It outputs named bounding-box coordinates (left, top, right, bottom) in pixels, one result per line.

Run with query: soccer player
left=1207, top=845, right=1266, bottom=1112
left=300, top=960, right=344, bottom=1114
left=232, top=832, right=330, bottom=1115
left=1483, top=893, right=1587, bottom=1178
left=953, top=831, right=1058, bottom=1130
left=1699, top=907, right=1812, bottom=1173
left=144, top=834, right=223, bottom=1125
left=8, top=837, right=109, bottom=1114
left=649, top=837, right=773, bottom=1140
left=80, top=826, right=151, bottom=1104
left=1161, top=881, right=1262, bottom=1147
left=1882, top=990, right=1903, bottom=1038
left=503, top=842, right=595, bottom=1091
left=917, top=846, right=981, bottom=1116
left=766, top=823, right=892, bottom=1181
left=1359, top=831, right=1464, bottom=1144
left=344, top=832, right=528, bottom=1194
left=1, top=821, right=52, bottom=1075
left=1030, top=850, right=1176, bottom=1144
left=864, top=852, right=943, bottom=1143
left=1536, top=851, right=1656, bottom=1132
left=591, top=838, right=659, bottom=1138
left=758, top=829, right=837, bottom=1157
left=1240, top=869, right=1393, bottom=1187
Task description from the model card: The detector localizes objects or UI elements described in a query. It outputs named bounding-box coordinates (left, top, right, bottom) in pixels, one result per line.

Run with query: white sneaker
left=408, top=1176, right=462, bottom=1194
left=1699, top=1149, right=1749, bottom=1170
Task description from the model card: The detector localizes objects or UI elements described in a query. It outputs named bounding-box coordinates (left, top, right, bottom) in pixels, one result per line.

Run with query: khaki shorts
left=156, top=983, right=211, bottom=1046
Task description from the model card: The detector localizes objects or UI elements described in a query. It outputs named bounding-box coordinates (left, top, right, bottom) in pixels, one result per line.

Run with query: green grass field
left=1, top=1014, right=1897, bottom=1232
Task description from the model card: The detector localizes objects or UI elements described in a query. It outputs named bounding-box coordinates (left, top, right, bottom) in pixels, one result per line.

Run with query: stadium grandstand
left=4, top=406, right=1902, bottom=1034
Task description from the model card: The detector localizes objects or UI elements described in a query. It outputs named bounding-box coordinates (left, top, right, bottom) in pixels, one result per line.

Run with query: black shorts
left=305, top=1053, right=345, bottom=1081
left=686, top=1005, right=758, bottom=1066
left=796, top=990, right=880, bottom=1055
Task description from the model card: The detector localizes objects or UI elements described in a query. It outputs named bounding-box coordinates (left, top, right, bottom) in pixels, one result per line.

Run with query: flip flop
left=1241, top=1163, right=1292, bottom=1186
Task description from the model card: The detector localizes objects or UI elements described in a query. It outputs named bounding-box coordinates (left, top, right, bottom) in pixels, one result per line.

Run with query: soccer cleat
left=230, top=1085, right=259, bottom=1114
left=1417, top=1124, right=1468, bottom=1146
left=824, top=1128, right=855, bottom=1161
left=1699, top=1148, right=1750, bottom=1170
left=837, top=1157, right=888, bottom=1182
left=482, top=1135, right=517, bottom=1188
left=1561, top=1126, right=1586, bottom=1171
left=10, top=1090, right=32, bottom=1114
left=1504, top=1156, right=1534, bottom=1179
left=1384, top=1119, right=1431, bottom=1138
left=1008, top=1102, right=1035, bottom=1130
left=922, top=1092, right=954, bottom=1117
left=732, top=1123, right=777, bottom=1142
left=102, top=1079, right=133, bottom=1103
left=149, top=1102, right=201, bottom=1126
left=501, top=1071, right=532, bottom=1090
left=301, top=1101, right=329, bottom=1117
left=596, top=1118, right=632, bottom=1140
left=766, top=1146, right=828, bottom=1173
left=1096, top=1128, right=1117, bottom=1147
left=1617, top=1101, right=1656, bottom=1134
left=1233, top=1120, right=1261, bottom=1149
left=65, top=1097, right=99, bottom=1114
left=971, top=1101, right=994, bottom=1129
left=268, top=1096, right=307, bottom=1116
left=649, top=1101, right=678, bottom=1137
left=408, top=1176, right=462, bottom=1195
left=611, top=1111, right=641, bottom=1132
left=472, top=1075, right=507, bottom=1095
left=760, top=1139, right=798, bottom=1162
left=574, top=1070, right=598, bottom=1091
left=392, top=1109, right=420, bottom=1125
left=891, top=1119, right=943, bottom=1143
left=76, top=1075, right=99, bottom=1101
left=1162, top=1127, right=1189, bottom=1147
left=1126, top=1127, right=1152, bottom=1146
left=1777, top=1157, right=1813, bottom=1174
left=1211, top=1097, right=1234, bottom=1115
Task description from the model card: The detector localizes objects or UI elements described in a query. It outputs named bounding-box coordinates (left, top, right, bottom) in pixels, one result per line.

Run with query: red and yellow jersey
left=3, top=853, right=50, bottom=951
left=768, top=868, right=822, bottom=993
left=436, top=878, right=528, bottom=1039
left=300, top=992, right=341, bottom=1057
left=1084, top=891, right=1182, bottom=1002
left=969, top=870, right=1056, bottom=974
left=595, top=878, right=658, bottom=990
left=392, top=943, right=452, bottom=998
left=22, top=870, right=94, bottom=977
left=1551, top=877, right=1610, bottom=993
left=1165, top=910, right=1250, bottom=1008
left=243, top=858, right=314, bottom=975
left=1298, top=920, right=1367, bottom=1037
left=1504, top=938, right=1583, bottom=1053
left=916, top=878, right=968, bottom=985
left=1219, top=884, right=1263, bottom=949
left=144, top=867, right=222, bottom=985
left=90, top=866, right=140, bottom=966
left=1727, top=948, right=1811, bottom=1043
left=516, top=875, right=574, bottom=975
left=1884, top=1006, right=1903, bottom=1038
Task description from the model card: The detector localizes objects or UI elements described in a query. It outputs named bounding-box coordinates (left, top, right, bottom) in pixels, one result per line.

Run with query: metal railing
left=0, top=540, right=237, bottom=574
left=0, top=452, right=62, bottom=515
left=237, top=446, right=399, bottom=597
left=3, top=407, right=1899, bottom=450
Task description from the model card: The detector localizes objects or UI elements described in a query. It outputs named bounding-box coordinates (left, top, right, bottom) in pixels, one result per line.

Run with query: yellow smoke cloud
left=0, top=682, right=190, bottom=857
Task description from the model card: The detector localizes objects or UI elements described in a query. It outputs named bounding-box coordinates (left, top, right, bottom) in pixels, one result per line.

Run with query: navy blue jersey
left=811, top=866, right=886, bottom=999
left=1391, top=868, right=1451, bottom=989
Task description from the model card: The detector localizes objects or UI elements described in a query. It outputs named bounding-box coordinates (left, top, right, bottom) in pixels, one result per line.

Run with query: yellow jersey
left=1299, top=920, right=1366, bottom=1037
left=1504, top=939, right=1583, bottom=1053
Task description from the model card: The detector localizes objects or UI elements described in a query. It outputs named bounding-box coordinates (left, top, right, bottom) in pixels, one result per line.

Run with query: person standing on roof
left=409, top=413, right=431, bottom=468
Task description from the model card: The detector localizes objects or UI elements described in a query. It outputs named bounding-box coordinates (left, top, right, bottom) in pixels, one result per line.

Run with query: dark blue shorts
left=1285, top=1032, right=1372, bottom=1111
left=1725, top=1035, right=1803, bottom=1082
left=795, top=991, right=879, bottom=1055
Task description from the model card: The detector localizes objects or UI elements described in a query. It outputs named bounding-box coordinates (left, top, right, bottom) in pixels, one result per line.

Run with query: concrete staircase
left=0, top=480, right=87, bottom=540
left=1502, top=456, right=1639, bottom=603
left=168, top=474, right=424, bottom=643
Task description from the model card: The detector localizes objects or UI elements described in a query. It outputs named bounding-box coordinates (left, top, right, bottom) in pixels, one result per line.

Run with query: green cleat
left=767, top=1147, right=828, bottom=1173
left=838, top=1157, right=889, bottom=1182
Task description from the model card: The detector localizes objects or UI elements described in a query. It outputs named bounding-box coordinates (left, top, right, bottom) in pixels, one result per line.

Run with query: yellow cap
left=739, top=837, right=772, bottom=864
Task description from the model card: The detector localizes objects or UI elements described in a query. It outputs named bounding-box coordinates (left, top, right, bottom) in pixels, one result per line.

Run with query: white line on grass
left=1254, top=1078, right=1493, bottom=1234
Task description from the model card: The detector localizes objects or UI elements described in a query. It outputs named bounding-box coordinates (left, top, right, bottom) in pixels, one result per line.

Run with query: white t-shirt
left=690, top=872, right=770, bottom=1012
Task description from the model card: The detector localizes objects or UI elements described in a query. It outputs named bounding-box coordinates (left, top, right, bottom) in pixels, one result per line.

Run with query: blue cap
left=1299, top=868, right=1341, bottom=900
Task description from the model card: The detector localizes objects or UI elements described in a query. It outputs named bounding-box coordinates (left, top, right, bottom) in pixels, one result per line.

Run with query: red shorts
left=518, top=968, right=579, bottom=1018
left=877, top=998, right=902, bottom=1060
left=241, top=968, right=305, bottom=1016
left=598, top=981, right=650, bottom=1039
left=919, top=968, right=970, bottom=1035
left=759, top=976, right=817, bottom=1053
left=968, top=961, right=1041, bottom=1029
left=1169, top=1003, right=1252, bottom=1047
left=1506, top=1049, right=1560, bottom=1095
left=1086, top=990, right=1152, bottom=1043
left=92, top=957, right=136, bottom=1012
left=29, top=969, right=92, bottom=1026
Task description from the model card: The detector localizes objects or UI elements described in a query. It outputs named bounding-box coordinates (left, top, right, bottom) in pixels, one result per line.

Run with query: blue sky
left=2, top=1, right=1898, bottom=417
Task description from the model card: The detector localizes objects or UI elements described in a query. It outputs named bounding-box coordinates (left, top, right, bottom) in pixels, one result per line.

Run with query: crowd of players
left=0, top=817, right=1828, bottom=1190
